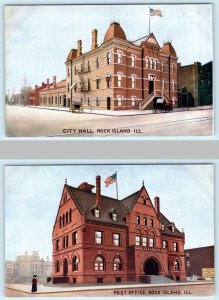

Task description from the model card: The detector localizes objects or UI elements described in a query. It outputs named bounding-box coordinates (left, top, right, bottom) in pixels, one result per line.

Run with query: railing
left=75, top=67, right=91, bottom=75
left=140, top=92, right=155, bottom=110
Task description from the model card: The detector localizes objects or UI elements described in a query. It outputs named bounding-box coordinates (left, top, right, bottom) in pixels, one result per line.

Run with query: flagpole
left=149, top=6, right=151, bottom=35
left=116, top=171, right=118, bottom=200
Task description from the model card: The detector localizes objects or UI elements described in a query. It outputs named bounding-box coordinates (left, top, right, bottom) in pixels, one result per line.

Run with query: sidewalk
left=29, top=105, right=213, bottom=117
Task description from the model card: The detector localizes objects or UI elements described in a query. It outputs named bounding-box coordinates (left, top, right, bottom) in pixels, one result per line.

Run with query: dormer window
left=161, top=224, right=165, bottom=230
left=172, top=226, right=175, bottom=232
left=94, top=208, right=100, bottom=218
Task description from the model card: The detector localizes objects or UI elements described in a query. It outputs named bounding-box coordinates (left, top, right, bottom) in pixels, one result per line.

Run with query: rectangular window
left=162, top=240, right=167, bottom=249
left=74, top=66, right=77, bottom=75
left=118, top=74, right=122, bottom=87
left=131, top=76, right=135, bottom=88
left=56, top=239, right=60, bottom=251
left=96, top=79, right=100, bottom=89
left=118, top=96, right=122, bottom=107
left=87, top=79, right=91, bottom=91
left=96, top=57, right=100, bottom=68
left=136, top=216, right=140, bottom=224
left=142, top=237, right=147, bottom=247
left=161, top=224, right=165, bottom=230
left=132, top=97, right=136, bottom=106
left=136, top=236, right=140, bottom=246
left=113, top=233, right=121, bottom=246
left=187, top=261, right=190, bottom=267
left=116, top=277, right=121, bottom=283
left=72, top=231, right=77, bottom=245
left=112, top=213, right=117, bottom=221
left=173, top=242, right=178, bottom=252
left=149, top=238, right=154, bottom=247
left=96, top=97, right=100, bottom=107
left=95, top=231, right=103, bottom=244
left=62, top=235, right=68, bottom=248
left=150, top=219, right=154, bottom=226
left=94, top=209, right=100, bottom=218
left=107, top=52, right=111, bottom=64
left=143, top=217, right=147, bottom=225
left=67, top=68, right=70, bottom=77
left=87, top=61, right=91, bottom=72
left=97, top=278, right=103, bottom=283
left=67, top=83, right=70, bottom=93
left=117, top=52, right=122, bottom=64
left=131, top=55, right=135, bottom=67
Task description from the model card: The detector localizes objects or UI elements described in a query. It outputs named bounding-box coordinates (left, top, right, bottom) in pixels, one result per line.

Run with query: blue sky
left=5, top=4, right=213, bottom=94
left=5, top=164, right=214, bottom=261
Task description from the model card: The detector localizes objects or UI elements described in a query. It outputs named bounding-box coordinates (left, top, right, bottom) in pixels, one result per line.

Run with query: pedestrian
left=31, top=275, right=37, bottom=293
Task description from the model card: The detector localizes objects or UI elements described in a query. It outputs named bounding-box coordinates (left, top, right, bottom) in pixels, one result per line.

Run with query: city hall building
left=65, top=22, right=178, bottom=110
left=52, top=176, right=186, bottom=284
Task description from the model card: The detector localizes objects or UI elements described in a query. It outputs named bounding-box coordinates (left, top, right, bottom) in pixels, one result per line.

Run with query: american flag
left=104, top=173, right=117, bottom=187
left=150, top=8, right=162, bottom=17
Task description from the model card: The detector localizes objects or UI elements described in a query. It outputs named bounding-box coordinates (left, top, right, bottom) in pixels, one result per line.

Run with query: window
left=131, top=96, right=136, bottom=106
left=173, top=242, right=178, bottom=252
left=96, top=97, right=100, bottom=107
left=162, top=79, right=165, bottom=90
left=142, top=237, right=147, bottom=247
left=87, top=79, right=91, bottom=91
left=113, top=257, right=122, bottom=271
left=74, top=66, right=77, bottom=75
left=162, top=63, right=164, bottom=72
left=118, top=73, right=122, bottom=87
left=95, top=231, right=103, bottom=244
left=97, top=277, right=103, bottom=283
left=172, top=225, right=175, bottom=232
left=67, top=68, right=70, bottom=77
left=161, top=224, right=165, bottom=230
left=143, top=196, right=146, bottom=205
left=136, top=216, right=140, bottom=224
left=172, top=81, right=176, bottom=91
left=187, top=261, right=190, bottom=267
left=116, top=277, right=121, bottom=282
left=56, top=239, right=60, bottom=251
left=131, top=55, right=136, bottom=67
left=88, top=98, right=91, bottom=106
left=136, top=236, right=140, bottom=246
left=66, top=211, right=69, bottom=224
left=106, top=75, right=111, bottom=88
left=88, top=60, right=91, bottom=71
left=96, top=78, right=100, bottom=89
left=113, top=233, right=121, bottom=246
left=117, top=51, right=122, bottom=64
left=174, top=260, right=180, bottom=271
left=72, top=256, right=78, bottom=271
left=154, top=60, right=157, bottom=70
left=143, top=217, right=147, bottom=225
left=150, top=59, right=153, bottom=69
left=96, top=57, right=100, bottom=68
left=94, top=208, right=100, bottom=218
left=63, top=214, right=65, bottom=226
left=112, top=212, right=118, bottom=221
left=162, top=240, right=167, bottom=249
left=59, top=216, right=62, bottom=228
left=72, top=231, right=77, bottom=245
left=131, top=75, right=136, bottom=88
left=55, top=260, right=60, bottom=273
left=150, top=219, right=154, bottom=226
left=69, top=209, right=72, bottom=222
left=149, top=238, right=154, bottom=247
left=62, top=235, right=68, bottom=248
left=107, top=52, right=111, bottom=64
left=146, top=58, right=149, bottom=68
left=94, top=256, right=104, bottom=271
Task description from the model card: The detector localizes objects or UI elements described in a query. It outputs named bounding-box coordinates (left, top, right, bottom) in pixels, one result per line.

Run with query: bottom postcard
left=5, top=164, right=214, bottom=296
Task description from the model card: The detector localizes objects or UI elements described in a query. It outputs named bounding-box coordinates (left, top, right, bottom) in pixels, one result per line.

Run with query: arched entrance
left=144, top=258, right=159, bottom=275
left=148, top=75, right=155, bottom=95
left=63, top=259, right=68, bottom=276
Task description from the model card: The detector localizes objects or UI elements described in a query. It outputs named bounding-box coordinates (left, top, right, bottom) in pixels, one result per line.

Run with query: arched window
left=113, top=257, right=122, bottom=271
left=174, top=260, right=180, bottom=271
left=131, top=75, right=136, bottom=88
left=150, top=59, right=153, bottom=69
left=146, top=58, right=149, bottom=68
left=72, top=256, right=78, bottom=271
left=154, top=60, right=157, bottom=70
left=107, top=52, right=111, bottom=64
left=142, top=236, right=147, bottom=247
left=55, top=260, right=60, bottom=273
left=118, top=73, right=122, bottom=87
left=131, top=55, right=136, bottom=67
left=94, top=256, right=104, bottom=271
left=117, top=51, right=122, bottom=64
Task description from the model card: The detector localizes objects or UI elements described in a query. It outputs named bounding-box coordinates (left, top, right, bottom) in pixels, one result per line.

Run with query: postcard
left=5, top=164, right=214, bottom=296
left=5, top=4, right=213, bottom=137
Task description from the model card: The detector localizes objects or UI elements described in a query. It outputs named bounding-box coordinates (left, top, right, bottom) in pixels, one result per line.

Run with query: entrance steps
left=139, top=275, right=174, bottom=284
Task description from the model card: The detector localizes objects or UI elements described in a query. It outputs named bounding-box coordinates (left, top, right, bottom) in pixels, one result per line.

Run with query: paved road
left=6, top=105, right=213, bottom=137
left=5, top=281, right=214, bottom=297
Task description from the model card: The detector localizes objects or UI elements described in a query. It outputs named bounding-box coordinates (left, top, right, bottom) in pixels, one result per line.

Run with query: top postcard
left=4, top=4, right=213, bottom=137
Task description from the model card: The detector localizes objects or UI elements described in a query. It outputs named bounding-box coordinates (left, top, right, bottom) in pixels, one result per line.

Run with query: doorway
left=144, top=259, right=159, bottom=275
left=107, top=97, right=111, bottom=110
left=149, top=81, right=154, bottom=95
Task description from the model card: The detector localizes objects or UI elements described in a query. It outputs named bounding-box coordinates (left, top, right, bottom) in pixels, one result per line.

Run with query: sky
left=4, top=4, right=213, bottom=95
left=5, top=164, right=214, bottom=261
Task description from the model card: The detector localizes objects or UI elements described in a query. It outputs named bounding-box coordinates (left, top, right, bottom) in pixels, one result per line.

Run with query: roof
left=66, top=49, right=77, bottom=62
left=103, top=22, right=126, bottom=43
left=132, top=35, right=149, bottom=46
left=41, top=80, right=66, bottom=91
left=159, top=212, right=183, bottom=237
left=63, top=183, right=183, bottom=236
left=160, top=42, right=177, bottom=57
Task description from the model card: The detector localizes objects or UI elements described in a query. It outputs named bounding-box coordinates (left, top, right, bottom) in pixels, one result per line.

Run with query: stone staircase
left=140, top=91, right=170, bottom=110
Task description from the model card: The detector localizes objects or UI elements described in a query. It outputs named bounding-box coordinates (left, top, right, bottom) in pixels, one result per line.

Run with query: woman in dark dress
left=31, top=275, right=37, bottom=293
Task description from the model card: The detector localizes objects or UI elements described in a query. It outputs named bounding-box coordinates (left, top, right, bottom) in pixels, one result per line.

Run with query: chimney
left=91, top=29, right=98, bottom=50
left=46, top=78, right=49, bottom=89
left=35, top=84, right=38, bottom=89
left=42, top=82, right=45, bottom=87
left=77, top=40, right=82, bottom=57
left=154, top=196, right=160, bottom=214
left=53, top=75, right=56, bottom=85
left=96, top=175, right=101, bottom=207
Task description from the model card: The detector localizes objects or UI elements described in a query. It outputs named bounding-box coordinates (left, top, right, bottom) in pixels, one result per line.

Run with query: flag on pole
left=104, top=173, right=117, bottom=187
left=150, top=8, right=162, bottom=17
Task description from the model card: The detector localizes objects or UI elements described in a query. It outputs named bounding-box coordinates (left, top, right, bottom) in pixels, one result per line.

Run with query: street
left=6, top=105, right=213, bottom=137
left=5, top=281, right=214, bottom=297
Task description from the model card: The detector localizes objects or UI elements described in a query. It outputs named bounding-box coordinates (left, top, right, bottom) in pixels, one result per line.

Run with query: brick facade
left=65, top=22, right=178, bottom=111
left=29, top=82, right=47, bottom=106
left=52, top=176, right=186, bottom=284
